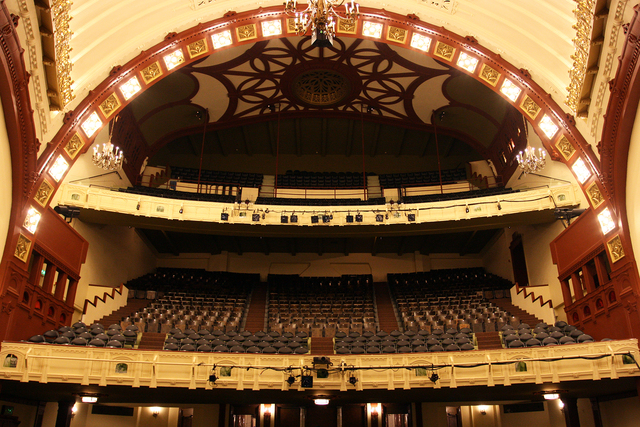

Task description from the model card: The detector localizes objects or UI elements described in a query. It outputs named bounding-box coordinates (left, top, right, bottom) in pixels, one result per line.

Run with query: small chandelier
left=516, top=146, right=546, bottom=175
left=284, top=0, right=359, bottom=47
left=93, top=119, right=124, bottom=171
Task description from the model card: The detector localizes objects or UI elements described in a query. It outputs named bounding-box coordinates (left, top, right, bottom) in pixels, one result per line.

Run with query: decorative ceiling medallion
left=434, top=42, right=455, bottom=61
left=64, top=132, right=85, bottom=159
left=293, top=69, right=351, bottom=107
left=236, top=24, right=258, bottom=42
left=338, top=18, right=357, bottom=34
left=520, top=95, right=541, bottom=120
left=34, top=180, right=54, bottom=207
left=586, top=182, right=604, bottom=209
left=187, top=39, right=209, bottom=58
left=555, top=135, right=576, bottom=161
left=141, top=61, right=163, bottom=84
left=14, top=234, right=32, bottom=263
left=386, top=26, right=407, bottom=44
left=479, top=64, right=500, bottom=87
left=606, top=235, right=625, bottom=263
left=99, top=93, right=122, bottom=118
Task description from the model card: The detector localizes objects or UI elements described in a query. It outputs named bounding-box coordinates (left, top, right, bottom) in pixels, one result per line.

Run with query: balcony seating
left=401, top=187, right=518, bottom=204
left=267, top=274, right=375, bottom=337
left=171, top=166, right=263, bottom=188
left=117, top=186, right=237, bottom=203
left=277, top=171, right=367, bottom=189
left=255, top=197, right=386, bottom=206
left=378, top=168, right=467, bottom=189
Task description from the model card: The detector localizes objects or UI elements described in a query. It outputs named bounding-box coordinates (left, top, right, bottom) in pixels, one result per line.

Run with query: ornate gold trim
left=520, top=95, right=541, bottom=120
left=188, top=39, right=209, bottom=58
left=99, top=93, right=122, bottom=119
left=338, top=19, right=357, bottom=34
left=64, top=133, right=85, bottom=159
left=606, top=235, right=625, bottom=263
left=565, top=0, right=596, bottom=112
left=586, top=182, right=604, bottom=209
left=51, top=0, right=75, bottom=106
left=386, top=26, right=407, bottom=44
left=479, top=64, right=500, bottom=87
left=434, top=42, right=455, bottom=61
left=236, top=24, right=257, bottom=42
left=34, top=180, right=54, bottom=208
left=141, top=61, right=163, bottom=84
left=286, top=18, right=297, bottom=34
left=14, top=234, right=32, bottom=263
left=555, top=135, right=576, bottom=161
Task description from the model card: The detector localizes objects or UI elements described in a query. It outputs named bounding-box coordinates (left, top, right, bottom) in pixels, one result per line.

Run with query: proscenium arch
left=22, top=6, right=622, bottom=266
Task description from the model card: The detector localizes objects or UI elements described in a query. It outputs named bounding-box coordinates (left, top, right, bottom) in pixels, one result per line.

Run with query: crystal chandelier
left=284, top=0, right=360, bottom=47
left=516, top=146, right=546, bottom=175
left=92, top=121, right=124, bottom=171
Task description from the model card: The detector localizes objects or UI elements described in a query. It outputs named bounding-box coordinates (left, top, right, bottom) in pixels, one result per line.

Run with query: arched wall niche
left=8, top=6, right=629, bottom=272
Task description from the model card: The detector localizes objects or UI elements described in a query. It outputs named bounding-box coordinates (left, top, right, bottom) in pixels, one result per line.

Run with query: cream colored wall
left=0, top=102, right=12, bottom=263
left=69, top=221, right=156, bottom=321
left=599, top=397, right=640, bottom=427
left=482, top=229, right=514, bottom=282
left=625, top=99, right=640, bottom=283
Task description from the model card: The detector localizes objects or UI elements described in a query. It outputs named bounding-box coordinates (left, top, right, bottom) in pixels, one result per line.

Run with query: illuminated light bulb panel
left=597, top=208, right=615, bottom=235
left=81, top=111, right=102, bottom=137
left=23, top=206, right=41, bottom=234
left=120, top=76, right=142, bottom=100
left=539, top=114, right=559, bottom=139
left=262, top=20, right=283, bottom=36
left=410, top=33, right=432, bottom=52
left=163, top=50, right=185, bottom=71
left=500, top=79, right=522, bottom=102
left=49, top=155, right=69, bottom=182
left=212, top=31, right=233, bottom=49
left=457, top=52, right=479, bottom=73
left=571, top=158, right=592, bottom=184
left=362, top=21, right=383, bottom=38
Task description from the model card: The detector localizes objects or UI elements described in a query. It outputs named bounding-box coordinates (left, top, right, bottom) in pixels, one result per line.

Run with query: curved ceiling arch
left=28, top=6, right=618, bottom=247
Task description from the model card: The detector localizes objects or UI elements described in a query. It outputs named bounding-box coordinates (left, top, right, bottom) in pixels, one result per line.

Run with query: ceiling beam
left=345, top=120, right=355, bottom=157
left=161, top=231, right=180, bottom=256
left=460, top=231, right=478, bottom=256
left=395, top=128, right=407, bottom=157
left=369, top=123, right=381, bottom=157
left=421, top=133, right=433, bottom=158
left=241, top=126, right=252, bottom=156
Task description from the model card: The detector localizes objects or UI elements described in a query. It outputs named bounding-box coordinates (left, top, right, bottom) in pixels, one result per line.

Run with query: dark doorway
left=510, top=233, right=529, bottom=286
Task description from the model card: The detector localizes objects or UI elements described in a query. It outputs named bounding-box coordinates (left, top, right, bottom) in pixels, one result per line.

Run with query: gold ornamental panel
left=338, top=19, right=357, bottom=34
left=64, top=133, right=84, bottom=159
left=141, top=61, right=163, bottom=84
left=520, top=95, right=541, bottom=120
left=607, top=235, right=625, bottom=263
left=586, top=182, right=604, bottom=209
left=34, top=180, right=54, bottom=207
left=434, top=42, right=455, bottom=61
left=479, top=64, right=500, bottom=87
left=14, top=234, right=31, bottom=263
left=555, top=135, right=576, bottom=161
left=236, top=24, right=257, bottom=42
left=386, top=26, right=407, bottom=44
left=188, top=39, right=209, bottom=58
left=99, top=93, right=121, bottom=119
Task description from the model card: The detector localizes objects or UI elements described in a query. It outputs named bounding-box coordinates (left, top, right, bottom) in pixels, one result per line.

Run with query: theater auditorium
left=0, top=0, right=639, bottom=426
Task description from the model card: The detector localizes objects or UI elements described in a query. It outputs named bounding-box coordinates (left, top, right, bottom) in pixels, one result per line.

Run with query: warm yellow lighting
left=368, top=403, right=381, bottom=414
left=571, top=158, right=592, bottom=184
left=212, top=30, right=233, bottom=49
left=597, top=208, right=615, bottom=235
left=457, top=52, right=479, bottom=73
left=477, top=405, right=489, bottom=414
left=500, top=79, right=522, bottom=102
left=81, top=111, right=102, bottom=137
left=314, top=399, right=330, bottom=406
left=260, top=403, right=275, bottom=414
left=558, top=400, right=565, bottom=409
left=362, top=21, right=383, bottom=38
left=120, top=76, right=142, bottom=100
left=81, top=396, right=98, bottom=403
left=539, top=114, right=560, bottom=139
left=150, top=407, right=161, bottom=417
left=49, top=155, right=69, bottom=182
left=23, top=206, right=41, bottom=234
left=71, top=405, right=78, bottom=414
left=410, top=33, right=432, bottom=52
left=543, top=393, right=560, bottom=400
left=163, top=50, right=185, bottom=71
left=262, top=20, right=283, bottom=36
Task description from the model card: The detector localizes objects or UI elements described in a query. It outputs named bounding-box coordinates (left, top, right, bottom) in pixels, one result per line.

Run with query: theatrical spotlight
left=322, top=214, right=331, bottom=223
left=346, top=214, right=354, bottom=223
left=408, top=213, right=416, bottom=222
left=429, top=372, right=439, bottom=384
left=375, top=214, right=384, bottom=222
left=252, top=213, right=261, bottom=222
left=290, top=214, right=298, bottom=223
left=209, top=373, right=217, bottom=384
left=355, top=214, right=363, bottom=222
left=311, top=215, right=319, bottom=224
left=281, top=215, right=289, bottom=223
left=221, top=212, right=229, bottom=221
left=286, top=375, right=296, bottom=386
left=348, top=375, right=358, bottom=386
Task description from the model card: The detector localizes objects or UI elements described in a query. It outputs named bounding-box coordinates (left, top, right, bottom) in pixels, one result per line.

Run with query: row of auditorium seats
left=267, top=275, right=376, bottom=337
left=28, top=322, right=139, bottom=348
left=277, top=171, right=365, bottom=188
left=171, top=166, right=263, bottom=188
left=401, top=187, right=517, bottom=204
left=118, top=186, right=237, bottom=203
left=334, top=328, right=476, bottom=354
left=255, top=197, right=386, bottom=206
left=502, top=321, right=594, bottom=348
left=379, top=168, right=467, bottom=189
left=163, top=329, right=309, bottom=354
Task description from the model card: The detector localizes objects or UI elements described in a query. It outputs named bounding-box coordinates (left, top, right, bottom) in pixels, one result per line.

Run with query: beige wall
left=0, top=102, right=12, bottom=264
left=599, top=397, right=640, bottom=427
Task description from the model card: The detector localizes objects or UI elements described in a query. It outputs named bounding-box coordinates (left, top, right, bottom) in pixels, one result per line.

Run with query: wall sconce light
left=314, top=399, right=330, bottom=406
left=260, top=404, right=275, bottom=415
left=71, top=405, right=77, bottom=418
left=543, top=393, right=560, bottom=400
left=478, top=405, right=489, bottom=415
left=81, top=396, right=98, bottom=403
left=150, top=407, right=161, bottom=418
left=368, top=403, right=381, bottom=415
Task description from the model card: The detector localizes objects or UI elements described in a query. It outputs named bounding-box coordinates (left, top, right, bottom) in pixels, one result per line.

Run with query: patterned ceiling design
left=117, top=36, right=526, bottom=177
